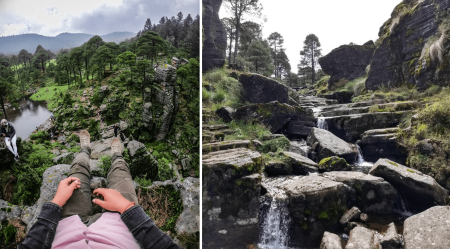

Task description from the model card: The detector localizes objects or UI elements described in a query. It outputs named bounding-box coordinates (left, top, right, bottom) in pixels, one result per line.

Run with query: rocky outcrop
left=234, top=101, right=315, bottom=134
left=369, top=159, right=450, bottom=213
left=282, top=175, right=351, bottom=247
left=366, top=0, right=450, bottom=91
left=202, top=0, right=227, bottom=72
left=202, top=148, right=263, bottom=248
left=323, top=111, right=410, bottom=142
left=215, top=106, right=235, bottom=123
left=142, top=65, right=178, bottom=141
left=0, top=200, right=23, bottom=221
left=239, top=73, right=291, bottom=104
left=318, top=43, right=375, bottom=89
left=357, top=128, right=408, bottom=165
left=324, top=172, right=397, bottom=214
left=307, top=128, right=358, bottom=163
left=100, top=121, right=128, bottom=139
left=52, top=152, right=74, bottom=164
left=25, top=164, right=71, bottom=231
left=403, top=206, right=450, bottom=249
left=202, top=140, right=250, bottom=153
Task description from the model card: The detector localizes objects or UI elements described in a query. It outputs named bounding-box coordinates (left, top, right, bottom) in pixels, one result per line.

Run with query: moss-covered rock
left=318, top=156, right=350, bottom=172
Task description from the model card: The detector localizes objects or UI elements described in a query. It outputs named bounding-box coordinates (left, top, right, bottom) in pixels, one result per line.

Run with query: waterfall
left=317, top=117, right=328, bottom=130
left=393, top=192, right=414, bottom=217
left=259, top=177, right=293, bottom=249
left=355, top=145, right=373, bottom=167
left=259, top=196, right=291, bottom=249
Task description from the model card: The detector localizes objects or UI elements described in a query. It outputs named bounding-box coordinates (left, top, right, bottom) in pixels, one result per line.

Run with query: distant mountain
left=0, top=32, right=136, bottom=55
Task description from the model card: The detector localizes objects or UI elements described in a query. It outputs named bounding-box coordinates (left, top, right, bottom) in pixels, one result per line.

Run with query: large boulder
left=264, top=151, right=318, bottom=176
left=215, top=106, right=235, bottom=123
left=202, top=0, right=227, bottom=72
left=126, top=140, right=158, bottom=181
left=366, top=0, right=450, bottom=91
left=235, top=101, right=315, bottom=134
left=320, top=232, right=343, bottom=249
left=142, top=66, right=178, bottom=141
left=324, top=111, right=410, bottom=142
left=307, top=128, right=358, bottom=164
left=369, top=159, right=450, bottom=213
left=380, top=222, right=402, bottom=249
left=345, top=227, right=380, bottom=249
left=90, top=137, right=115, bottom=159
left=324, top=172, right=397, bottom=214
left=403, top=206, right=450, bottom=249
left=318, top=43, right=375, bottom=89
left=357, top=128, right=408, bottom=165
left=202, top=148, right=263, bottom=248
left=26, top=164, right=71, bottom=231
left=282, top=176, right=352, bottom=248
left=239, top=73, right=290, bottom=104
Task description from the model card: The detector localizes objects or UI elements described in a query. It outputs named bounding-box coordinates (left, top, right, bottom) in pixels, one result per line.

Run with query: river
left=3, top=96, right=51, bottom=139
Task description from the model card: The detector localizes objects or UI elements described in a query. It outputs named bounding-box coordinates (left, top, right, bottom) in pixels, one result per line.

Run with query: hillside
left=0, top=32, right=136, bottom=54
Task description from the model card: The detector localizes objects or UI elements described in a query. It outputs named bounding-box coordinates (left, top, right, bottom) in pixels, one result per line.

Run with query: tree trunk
left=311, top=45, right=315, bottom=85
left=0, top=95, right=8, bottom=120
left=85, top=59, right=89, bottom=81
left=228, top=30, right=233, bottom=66
left=233, top=16, right=240, bottom=63
left=79, top=70, right=82, bottom=85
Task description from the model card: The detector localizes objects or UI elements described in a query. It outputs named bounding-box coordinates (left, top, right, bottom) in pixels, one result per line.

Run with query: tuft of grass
left=202, top=68, right=243, bottom=110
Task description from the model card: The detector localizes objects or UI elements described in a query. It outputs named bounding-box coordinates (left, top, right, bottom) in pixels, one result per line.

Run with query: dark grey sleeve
left=121, top=205, right=180, bottom=249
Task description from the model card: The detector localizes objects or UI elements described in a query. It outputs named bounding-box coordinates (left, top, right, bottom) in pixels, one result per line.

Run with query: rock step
left=318, top=101, right=419, bottom=118
left=202, top=140, right=251, bottom=153
left=202, top=130, right=236, bottom=143
left=202, top=124, right=230, bottom=131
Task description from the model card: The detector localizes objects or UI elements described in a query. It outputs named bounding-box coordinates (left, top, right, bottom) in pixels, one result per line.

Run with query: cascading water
left=393, top=192, right=414, bottom=217
left=259, top=177, right=294, bottom=249
left=317, top=117, right=328, bottom=130
left=355, top=145, right=373, bottom=167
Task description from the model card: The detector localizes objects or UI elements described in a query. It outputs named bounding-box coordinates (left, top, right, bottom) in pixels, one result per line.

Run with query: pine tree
left=299, top=34, right=322, bottom=85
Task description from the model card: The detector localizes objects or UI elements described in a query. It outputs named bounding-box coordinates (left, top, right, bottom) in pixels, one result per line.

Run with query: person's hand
left=93, top=188, right=135, bottom=214
left=52, top=177, right=81, bottom=207
left=2, top=134, right=5, bottom=137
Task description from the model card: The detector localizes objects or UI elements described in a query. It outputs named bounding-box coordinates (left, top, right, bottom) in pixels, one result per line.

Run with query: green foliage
left=97, top=155, right=112, bottom=177
left=225, top=121, right=271, bottom=141
left=202, top=68, right=243, bottom=110
left=2, top=224, right=16, bottom=245
left=420, top=101, right=450, bottom=135
left=259, top=137, right=290, bottom=153
left=134, top=174, right=152, bottom=187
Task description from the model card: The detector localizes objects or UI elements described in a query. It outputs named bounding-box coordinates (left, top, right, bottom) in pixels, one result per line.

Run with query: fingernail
left=92, top=199, right=95, bottom=203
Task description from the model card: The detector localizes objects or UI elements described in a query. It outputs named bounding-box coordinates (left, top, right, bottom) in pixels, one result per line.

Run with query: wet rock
left=380, top=222, right=401, bottom=249
left=282, top=175, right=352, bottom=247
left=324, top=171, right=397, bottom=214
left=324, top=111, right=410, bottom=142
left=339, top=207, right=361, bottom=225
left=358, top=128, right=407, bottom=165
left=235, top=101, right=315, bottom=134
left=285, top=120, right=317, bottom=138
left=320, top=231, right=343, bottom=249
left=202, top=0, right=227, bottom=72
left=52, top=152, right=74, bottom=164
left=26, top=164, right=71, bottom=232
left=345, top=227, right=380, bottom=249
left=319, top=43, right=375, bottom=89
left=202, top=148, right=263, bottom=248
left=369, top=159, right=450, bottom=213
left=215, top=106, right=235, bottom=123
left=307, top=128, right=358, bottom=164
left=403, top=206, right=450, bottom=249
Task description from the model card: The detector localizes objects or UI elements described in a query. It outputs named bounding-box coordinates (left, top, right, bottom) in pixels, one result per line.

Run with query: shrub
left=259, top=137, right=291, bottom=153
left=97, top=155, right=112, bottom=177
left=212, top=89, right=226, bottom=103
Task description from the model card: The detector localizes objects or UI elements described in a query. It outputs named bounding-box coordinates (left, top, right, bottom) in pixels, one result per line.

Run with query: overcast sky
left=220, top=0, right=402, bottom=70
left=0, top=0, right=199, bottom=37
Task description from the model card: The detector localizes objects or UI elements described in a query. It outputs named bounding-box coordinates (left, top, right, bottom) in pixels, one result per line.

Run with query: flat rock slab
left=403, top=206, right=450, bottom=249
left=307, top=128, right=358, bottom=163
left=202, top=140, right=250, bottom=153
left=369, top=159, right=450, bottom=212
left=324, top=171, right=397, bottom=214
left=90, top=137, right=115, bottom=159
left=283, top=151, right=318, bottom=175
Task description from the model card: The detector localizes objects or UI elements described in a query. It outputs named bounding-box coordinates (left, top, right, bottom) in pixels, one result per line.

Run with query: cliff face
left=318, top=42, right=375, bottom=89
left=366, top=0, right=450, bottom=91
left=202, top=0, right=227, bottom=72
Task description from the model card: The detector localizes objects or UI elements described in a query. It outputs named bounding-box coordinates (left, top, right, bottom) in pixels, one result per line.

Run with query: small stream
left=2, top=96, right=51, bottom=139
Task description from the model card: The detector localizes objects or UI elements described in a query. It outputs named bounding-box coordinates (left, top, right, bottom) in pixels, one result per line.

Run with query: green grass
left=202, top=68, right=243, bottom=111
left=30, top=85, right=69, bottom=110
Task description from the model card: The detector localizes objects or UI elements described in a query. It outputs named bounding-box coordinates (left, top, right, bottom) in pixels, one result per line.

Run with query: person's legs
left=106, top=138, right=138, bottom=204
left=11, top=135, right=18, bottom=156
left=5, top=137, right=17, bottom=157
left=61, top=130, right=93, bottom=223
